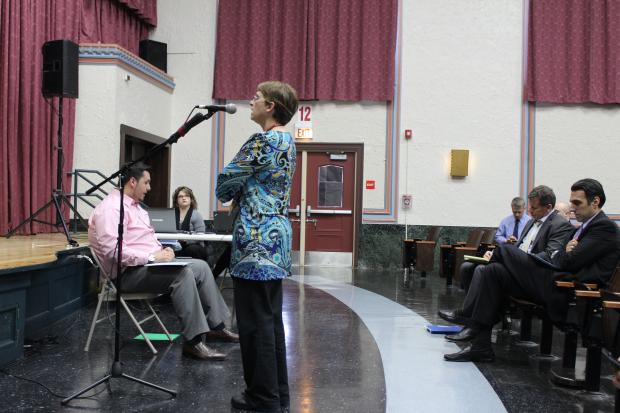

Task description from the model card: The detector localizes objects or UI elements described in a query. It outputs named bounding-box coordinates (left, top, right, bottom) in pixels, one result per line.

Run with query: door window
left=318, top=165, right=343, bottom=207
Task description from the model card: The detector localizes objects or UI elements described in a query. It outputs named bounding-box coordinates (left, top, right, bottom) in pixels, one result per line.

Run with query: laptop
left=148, top=208, right=178, bottom=233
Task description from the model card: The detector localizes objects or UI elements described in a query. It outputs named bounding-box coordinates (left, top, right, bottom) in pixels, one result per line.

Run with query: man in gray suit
left=89, top=162, right=238, bottom=361
left=441, top=185, right=574, bottom=326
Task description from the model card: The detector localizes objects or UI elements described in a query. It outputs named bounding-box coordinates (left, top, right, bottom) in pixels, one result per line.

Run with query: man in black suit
left=447, top=185, right=573, bottom=322
left=443, top=179, right=620, bottom=362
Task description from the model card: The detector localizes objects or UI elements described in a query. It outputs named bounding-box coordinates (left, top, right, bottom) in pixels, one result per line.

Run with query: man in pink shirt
left=89, top=162, right=238, bottom=360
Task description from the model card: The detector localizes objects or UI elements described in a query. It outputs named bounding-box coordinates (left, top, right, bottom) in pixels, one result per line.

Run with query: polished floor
left=0, top=267, right=617, bottom=412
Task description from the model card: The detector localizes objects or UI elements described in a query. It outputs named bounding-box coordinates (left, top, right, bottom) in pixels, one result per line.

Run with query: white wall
left=535, top=104, right=620, bottom=214
left=398, top=0, right=524, bottom=226
left=151, top=0, right=218, bottom=216
left=73, top=63, right=172, bottom=217
left=223, top=100, right=389, bottom=210
left=73, top=0, right=620, bottom=226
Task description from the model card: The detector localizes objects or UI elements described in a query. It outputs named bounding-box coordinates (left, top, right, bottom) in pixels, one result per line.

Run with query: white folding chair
left=217, top=266, right=237, bottom=328
left=84, top=248, right=174, bottom=354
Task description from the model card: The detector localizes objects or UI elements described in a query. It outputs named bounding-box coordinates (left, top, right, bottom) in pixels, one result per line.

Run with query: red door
left=305, top=152, right=354, bottom=252
left=289, top=151, right=355, bottom=254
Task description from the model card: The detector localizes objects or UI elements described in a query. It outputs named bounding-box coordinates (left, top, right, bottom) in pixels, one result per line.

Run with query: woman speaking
left=216, top=80, right=298, bottom=413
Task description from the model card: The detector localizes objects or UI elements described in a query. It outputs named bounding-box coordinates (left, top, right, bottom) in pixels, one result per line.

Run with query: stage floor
left=0, top=233, right=89, bottom=270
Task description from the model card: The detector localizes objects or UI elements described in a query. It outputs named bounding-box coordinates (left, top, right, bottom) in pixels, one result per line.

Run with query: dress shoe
left=444, top=344, right=495, bottom=362
left=182, top=342, right=226, bottom=361
left=445, top=326, right=479, bottom=342
left=437, top=309, right=469, bottom=325
left=231, top=393, right=281, bottom=412
left=205, top=328, right=239, bottom=343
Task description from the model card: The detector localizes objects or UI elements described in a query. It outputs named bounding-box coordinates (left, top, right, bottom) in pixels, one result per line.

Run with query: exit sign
left=295, top=121, right=313, bottom=140
left=366, top=180, right=375, bottom=190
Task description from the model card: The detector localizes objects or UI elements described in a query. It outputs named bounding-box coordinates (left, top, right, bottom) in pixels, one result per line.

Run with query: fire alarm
left=404, top=129, right=412, bottom=139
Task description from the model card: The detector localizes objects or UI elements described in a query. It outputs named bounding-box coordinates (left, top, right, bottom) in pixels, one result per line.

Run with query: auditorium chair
left=402, top=226, right=442, bottom=278
left=84, top=248, right=174, bottom=354
left=601, top=292, right=620, bottom=412
left=439, top=229, right=484, bottom=285
left=549, top=266, right=620, bottom=392
left=451, top=228, right=497, bottom=285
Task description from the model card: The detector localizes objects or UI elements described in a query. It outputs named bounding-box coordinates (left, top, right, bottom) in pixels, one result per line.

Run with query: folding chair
left=84, top=248, right=174, bottom=354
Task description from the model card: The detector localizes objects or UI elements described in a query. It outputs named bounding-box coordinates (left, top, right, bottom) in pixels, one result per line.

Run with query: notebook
left=426, top=324, right=464, bottom=334
left=464, top=255, right=490, bottom=264
left=148, top=208, right=178, bottom=233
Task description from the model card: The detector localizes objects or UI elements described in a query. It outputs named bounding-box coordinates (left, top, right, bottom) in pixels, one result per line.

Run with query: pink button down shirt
left=88, top=189, right=162, bottom=278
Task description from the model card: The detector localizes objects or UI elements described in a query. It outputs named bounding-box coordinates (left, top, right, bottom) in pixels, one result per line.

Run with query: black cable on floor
left=0, top=368, right=69, bottom=398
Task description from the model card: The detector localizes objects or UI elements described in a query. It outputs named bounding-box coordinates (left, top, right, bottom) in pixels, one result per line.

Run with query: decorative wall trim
left=79, top=43, right=175, bottom=93
left=362, top=0, right=403, bottom=223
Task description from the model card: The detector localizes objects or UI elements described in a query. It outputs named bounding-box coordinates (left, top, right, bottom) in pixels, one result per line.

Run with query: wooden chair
left=477, top=228, right=497, bottom=255
left=549, top=266, right=620, bottom=391
left=601, top=292, right=620, bottom=411
left=84, top=248, right=174, bottom=354
left=402, top=226, right=442, bottom=277
left=452, top=228, right=496, bottom=284
left=439, top=229, right=484, bottom=285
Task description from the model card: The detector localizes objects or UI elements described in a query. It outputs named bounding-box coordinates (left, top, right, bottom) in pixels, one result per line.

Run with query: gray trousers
left=121, top=258, right=230, bottom=341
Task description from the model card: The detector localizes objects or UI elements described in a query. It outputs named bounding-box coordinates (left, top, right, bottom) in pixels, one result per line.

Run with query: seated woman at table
left=172, top=186, right=208, bottom=261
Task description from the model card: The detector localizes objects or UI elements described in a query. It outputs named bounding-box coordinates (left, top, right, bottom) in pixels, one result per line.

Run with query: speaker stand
left=5, top=96, right=86, bottom=245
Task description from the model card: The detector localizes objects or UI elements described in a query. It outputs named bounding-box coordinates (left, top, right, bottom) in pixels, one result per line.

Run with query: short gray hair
left=511, top=197, right=525, bottom=208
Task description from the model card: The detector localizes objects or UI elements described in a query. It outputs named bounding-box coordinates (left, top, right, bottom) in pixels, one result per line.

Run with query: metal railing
left=67, top=169, right=115, bottom=233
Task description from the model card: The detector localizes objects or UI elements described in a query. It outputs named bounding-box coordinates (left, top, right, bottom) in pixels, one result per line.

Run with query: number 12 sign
left=295, top=105, right=313, bottom=140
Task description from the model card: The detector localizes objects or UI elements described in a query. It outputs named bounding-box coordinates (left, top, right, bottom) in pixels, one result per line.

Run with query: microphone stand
left=61, top=110, right=215, bottom=405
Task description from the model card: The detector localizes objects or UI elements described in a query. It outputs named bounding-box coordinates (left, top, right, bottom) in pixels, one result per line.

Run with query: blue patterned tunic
left=216, top=131, right=296, bottom=281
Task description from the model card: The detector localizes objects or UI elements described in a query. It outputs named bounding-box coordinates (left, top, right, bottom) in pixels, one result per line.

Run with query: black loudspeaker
left=42, top=40, right=79, bottom=98
left=139, top=40, right=167, bottom=72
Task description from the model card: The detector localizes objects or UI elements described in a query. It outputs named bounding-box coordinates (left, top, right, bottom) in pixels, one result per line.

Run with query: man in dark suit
left=443, top=179, right=620, bottom=362
left=448, top=185, right=574, bottom=320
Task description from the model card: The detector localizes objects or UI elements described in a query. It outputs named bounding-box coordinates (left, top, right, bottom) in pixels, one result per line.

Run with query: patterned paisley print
left=216, top=131, right=296, bottom=281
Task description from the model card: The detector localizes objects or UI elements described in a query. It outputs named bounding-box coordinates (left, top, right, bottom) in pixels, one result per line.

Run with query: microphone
left=194, top=103, right=237, bottom=114
left=172, top=112, right=208, bottom=139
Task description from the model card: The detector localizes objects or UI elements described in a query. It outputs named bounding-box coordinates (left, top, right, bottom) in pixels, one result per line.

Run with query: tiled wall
left=206, top=220, right=494, bottom=270
left=358, top=224, right=495, bottom=269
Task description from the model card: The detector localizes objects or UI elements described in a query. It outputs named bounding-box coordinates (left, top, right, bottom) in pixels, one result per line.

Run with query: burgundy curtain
left=526, top=0, right=620, bottom=103
left=213, top=0, right=398, bottom=102
left=0, top=0, right=154, bottom=236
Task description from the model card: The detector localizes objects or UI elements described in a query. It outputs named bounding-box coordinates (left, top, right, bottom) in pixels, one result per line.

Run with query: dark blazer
left=552, top=211, right=620, bottom=285
left=489, top=211, right=618, bottom=325
left=517, top=210, right=573, bottom=260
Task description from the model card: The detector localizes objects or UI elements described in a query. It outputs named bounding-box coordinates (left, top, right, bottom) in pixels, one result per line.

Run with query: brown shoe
left=205, top=328, right=239, bottom=343
left=182, top=342, right=226, bottom=361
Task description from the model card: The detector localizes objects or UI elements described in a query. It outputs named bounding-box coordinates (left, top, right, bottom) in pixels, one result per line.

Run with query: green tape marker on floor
left=134, top=333, right=180, bottom=341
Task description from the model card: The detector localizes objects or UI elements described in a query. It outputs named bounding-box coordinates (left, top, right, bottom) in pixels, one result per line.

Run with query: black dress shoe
left=231, top=393, right=280, bottom=412
left=437, top=309, right=469, bottom=325
left=444, top=344, right=495, bottom=362
left=445, top=327, right=479, bottom=342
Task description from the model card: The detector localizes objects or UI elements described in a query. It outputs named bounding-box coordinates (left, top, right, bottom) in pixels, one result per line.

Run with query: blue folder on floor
left=426, top=324, right=463, bottom=334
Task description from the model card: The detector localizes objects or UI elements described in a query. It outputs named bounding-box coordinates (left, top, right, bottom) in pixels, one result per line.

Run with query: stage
left=0, top=232, right=96, bottom=365
left=0, top=233, right=89, bottom=270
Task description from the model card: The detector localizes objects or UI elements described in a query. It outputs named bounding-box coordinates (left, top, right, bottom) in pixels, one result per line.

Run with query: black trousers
left=233, top=277, right=289, bottom=410
left=468, top=245, right=568, bottom=328
left=459, top=261, right=479, bottom=291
